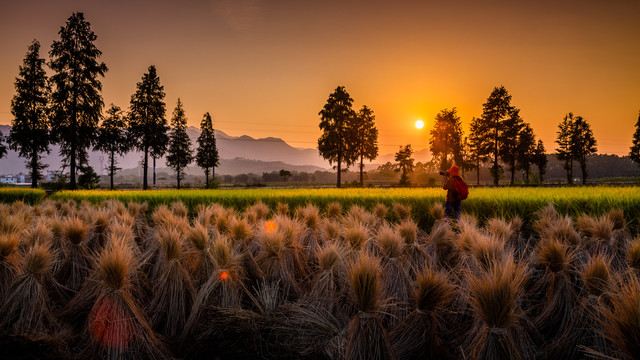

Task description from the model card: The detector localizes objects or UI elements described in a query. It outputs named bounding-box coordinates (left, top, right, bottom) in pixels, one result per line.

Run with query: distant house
left=0, top=174, right=17, bottom=184
left=0, top=173, right=28, bottom=184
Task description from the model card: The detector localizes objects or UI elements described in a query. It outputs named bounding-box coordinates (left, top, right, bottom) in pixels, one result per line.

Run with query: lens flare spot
left=220, top=271, right=229, bottom=280
left=263, top=220, right=277, bottom=233
left=90, top=296, right=133, bottom=349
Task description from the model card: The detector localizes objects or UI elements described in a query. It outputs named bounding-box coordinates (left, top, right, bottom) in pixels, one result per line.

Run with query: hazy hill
left=0, top=125, right=330, bottom=175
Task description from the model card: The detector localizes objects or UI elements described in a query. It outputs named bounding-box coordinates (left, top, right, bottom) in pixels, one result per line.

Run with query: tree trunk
left=153, top=156, right=157, bottom=190
left=336, top=152, right=342, bottom=188
left=205, top=168, right=209, bottom=187
left=494, top=123, right=499, bottom=186
left=143, top=146, right=148, bottom=190
left=581, top=155, right=587, bottom=185
left=110, top=151, right=115, bottom=190
left=31, top=149, right=38, bottom=189
left=70, top=144, right=76, bottom=190
left=476, top=158, right=480, bottom=186
left=510, top=160, right=515, bottom=185
left=177, top=168, right=181, bottom=189
left=360, top=153, right=364, bottom=187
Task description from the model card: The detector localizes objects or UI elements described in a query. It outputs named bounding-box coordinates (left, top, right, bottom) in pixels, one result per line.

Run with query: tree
left=78, top=165, right=101, bottom=189
left=556, top=113, right=575, bottom=184
left=8, top=40, right=50, bottom=188
left=49, top=12, right=107, bottom=189
left=429, top=108, right=464, bottom=171
left=516, top=123, right=536, bottom=183
left=570, top=115, right=597, bottom=184
left=478, top=86, right=513, bottom=185
left=165, top=99, right=193, bottom=189
left=467, top=117, right=488, bottom=185
left=630, top=111, right=640, bottom=168
left=395, top=144, right=414, bottom=186
left=0, top=131, right=6, bottom=159
left=279, top=169, right=292, bottom=182
left=352, top=105, right=378, bottom=187
left=533, top=140, right=547, bottom=184
left=318, top=86, right=357, bottom=188
left=499, top=108, right=524, bottom=185
left=128, top=65, right=168, bottom=190
left=196, top=112, right=219, bottom=186
left=94, top=104, right=130, bottom=190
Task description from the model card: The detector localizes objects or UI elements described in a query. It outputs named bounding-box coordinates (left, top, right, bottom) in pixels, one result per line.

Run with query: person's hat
left=447, top=165, right=460, bottom=177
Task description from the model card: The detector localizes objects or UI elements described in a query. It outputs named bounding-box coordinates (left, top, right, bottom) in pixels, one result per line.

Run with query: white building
left=0, top=173, right=28, bottom=184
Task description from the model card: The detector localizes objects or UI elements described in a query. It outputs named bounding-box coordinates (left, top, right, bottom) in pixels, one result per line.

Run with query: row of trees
left=317, top=85, right=637, bottom=187
left=0, top=12, right=220, bottom=189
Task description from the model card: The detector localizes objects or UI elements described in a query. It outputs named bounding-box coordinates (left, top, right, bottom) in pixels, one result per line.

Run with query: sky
left=1, top=0, right=639, bottom=158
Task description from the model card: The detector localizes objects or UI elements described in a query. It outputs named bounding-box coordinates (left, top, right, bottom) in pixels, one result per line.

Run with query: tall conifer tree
left=630, top=111, right=640, bottom=168
left=500, top=108, right=525, bottom=185
left=352, top=105, right=378, bottom=187
left=49, top=12, right=107, bottom=189
left=570, top=115, right=597, bottom=184
left=534, top=139, right=547, bottom=184
left=128, top=65, right=168, bottom=190
left=318, top=86, right=357, bottom=188
left=196, top=112, right=219, bottom=186
left=467, top=116, right=488, bottom=185
left=556, top=113, right=576, bottom=184
left=166, top=99, right=193, bottom=189
left=429, top=108, right=464, bottom=171
left=94, top=104, right=130, bottom=190
left=478, top=86, right=513, bottom=185
left=516, top=123, right=536, bottom=183
left=9, top=40, right=50, bottom=188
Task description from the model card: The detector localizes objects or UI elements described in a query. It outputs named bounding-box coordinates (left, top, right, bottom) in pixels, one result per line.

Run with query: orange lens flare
left=263, top=220, right=277, bottom=233
left=220, top=271, right=229, bottom=280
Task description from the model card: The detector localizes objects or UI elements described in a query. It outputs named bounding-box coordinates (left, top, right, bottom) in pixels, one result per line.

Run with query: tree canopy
left=570, top=115, right=597, bottom=184
left=630, top=111, right=640, bottom=168
left=318, top=86, right=357, bottom=188
left=95, top=104, right=130, bottom=190
left=166, top=99, right=194, bottom=189
left=9, top=40, right=50, bottom=188
left=429, top=108, right=464, bottom=171
left=352, top=105, right=378, bottom=187
left=128, top=65, right=168, bottom=190
left=395, top=144, right=414, bottom=186
left=49, top=12, right=107, bottom=189
left=196, top=112, right=219, bottom=186
left=478, top=86, right=513, bottom=185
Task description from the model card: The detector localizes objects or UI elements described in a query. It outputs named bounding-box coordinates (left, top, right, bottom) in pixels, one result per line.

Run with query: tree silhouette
left=467, top=116, right=488, bottom=185
left=353, top=105, right=378, bottom=187
left=499, top=108, right=524, bottom=185
left=196, top=112, right=219, bottom=186
left=555, top=113, right=575, bottom=184
left=49, top=12, right=107, bottom=189
left=318, top=86, right=357, bottom=188
left=516, top=123, right=536, bottom=183
left=0, top=131, right=6, bottom=159
left=128, top=65, right=168, bottom=190
left=478, top=86, right=513, bottom=185
left=631, top=111, right=640, bottom=168
left=166, top=99, right=193, bottom=189
left=429, top=108, right=464, bottom=171
left=534, top=140, right=547, bottom=184
left=9, top=40, right=50, bottom=188
left=279, top=169, right=292, bottom=182
left=94, top=104, right=130, bottom=190
left=395, top=144, right=414, bottom=186
left=570, top=115, right=597, bottom=184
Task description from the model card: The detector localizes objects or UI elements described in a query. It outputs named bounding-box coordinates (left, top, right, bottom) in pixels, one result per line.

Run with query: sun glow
left=415, top=120, right=424, bottom=129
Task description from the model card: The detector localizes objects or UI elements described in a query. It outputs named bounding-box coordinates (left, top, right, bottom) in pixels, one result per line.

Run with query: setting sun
left=415, top=120, right=424, bottom=129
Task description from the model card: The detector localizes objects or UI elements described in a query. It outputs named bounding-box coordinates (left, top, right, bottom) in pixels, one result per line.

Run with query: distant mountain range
left=0, top=125, right=418, bottom=176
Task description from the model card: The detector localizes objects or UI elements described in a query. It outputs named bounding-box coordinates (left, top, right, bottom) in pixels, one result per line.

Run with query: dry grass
left=326, top=201, right=343, bottom=218
left=392, top=202, right=412, bottom=221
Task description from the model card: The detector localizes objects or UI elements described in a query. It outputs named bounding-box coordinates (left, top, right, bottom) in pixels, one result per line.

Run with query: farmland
left=0, top=187, right=640, bottom=359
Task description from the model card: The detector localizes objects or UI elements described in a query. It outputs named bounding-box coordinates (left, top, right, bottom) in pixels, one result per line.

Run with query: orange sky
left=1, top=0, right=639, bottom=158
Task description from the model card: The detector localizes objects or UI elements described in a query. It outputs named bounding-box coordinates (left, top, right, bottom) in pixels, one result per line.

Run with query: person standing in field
left=442, top=165, right=468, bottom=221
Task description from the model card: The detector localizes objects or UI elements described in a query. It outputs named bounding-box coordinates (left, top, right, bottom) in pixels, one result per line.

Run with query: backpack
left=453, top=177, right=468, bottom=201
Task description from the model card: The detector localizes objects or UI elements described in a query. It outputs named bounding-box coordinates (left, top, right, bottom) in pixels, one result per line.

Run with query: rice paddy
left=1, top=189, right=640, bottom=359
